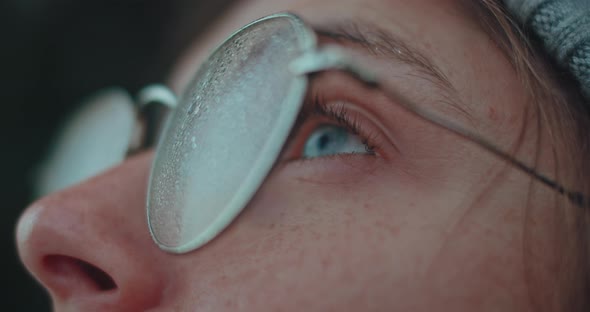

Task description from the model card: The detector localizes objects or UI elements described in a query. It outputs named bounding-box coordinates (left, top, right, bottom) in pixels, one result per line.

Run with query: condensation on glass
left=147, top=14, right=315, bottom=253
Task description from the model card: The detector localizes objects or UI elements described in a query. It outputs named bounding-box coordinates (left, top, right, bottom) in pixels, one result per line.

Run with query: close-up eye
left=290, top=94, right=380, bottom=160
left=280, top=71, right=396, bottom=164
left=301, top=124, right=371, bottom=159
left=284, top=93, right=381, bottom=162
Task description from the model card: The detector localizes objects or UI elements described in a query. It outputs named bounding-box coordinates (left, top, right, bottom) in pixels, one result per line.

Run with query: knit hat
left=504, top=0, right=590, bottom=99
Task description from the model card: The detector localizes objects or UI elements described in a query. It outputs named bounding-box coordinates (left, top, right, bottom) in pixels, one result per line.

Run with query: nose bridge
left=16, top=152, right=167, bottom=311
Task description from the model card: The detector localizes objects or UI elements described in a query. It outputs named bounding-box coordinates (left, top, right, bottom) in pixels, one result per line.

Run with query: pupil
left=318, top=133, right=331, bottom=150
left=303, top=125, right=359, bottom=158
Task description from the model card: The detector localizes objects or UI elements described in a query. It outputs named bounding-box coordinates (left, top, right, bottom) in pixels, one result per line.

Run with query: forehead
left=169, top=0, right=527, bottom=131
left=170, top=0, right=471, bottom=90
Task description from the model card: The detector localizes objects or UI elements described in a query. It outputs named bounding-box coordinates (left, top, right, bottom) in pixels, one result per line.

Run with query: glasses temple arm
left=367, top=75, right=588, bottom=209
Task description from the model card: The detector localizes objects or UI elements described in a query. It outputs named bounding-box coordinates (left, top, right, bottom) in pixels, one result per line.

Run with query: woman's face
left=17, top=0, right=561, bottom=311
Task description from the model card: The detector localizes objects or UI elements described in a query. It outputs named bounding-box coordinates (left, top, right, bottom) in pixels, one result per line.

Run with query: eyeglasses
left=36, top=12, right=588, bottom=254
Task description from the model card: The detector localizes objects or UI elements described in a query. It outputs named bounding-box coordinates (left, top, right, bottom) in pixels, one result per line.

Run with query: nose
left=16, top=152, right=167, bottom=311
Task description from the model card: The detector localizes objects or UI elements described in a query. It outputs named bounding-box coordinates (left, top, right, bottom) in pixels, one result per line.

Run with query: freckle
left=297, top=249, right=306, bottom=265
left=344, top=219, right=352, bottom=228
left=389, top=226, right=400, bottom=236
left=224, top=299, right=234, bottom=308
left=268, top=223, right=276, bottom=230
left=321, top=257, right=332, bottom=270
left=488, top=106, right=497, bottom=121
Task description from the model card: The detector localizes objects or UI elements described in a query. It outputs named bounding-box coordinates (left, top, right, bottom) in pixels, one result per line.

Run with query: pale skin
left=16, top=0, right=564, bottom=311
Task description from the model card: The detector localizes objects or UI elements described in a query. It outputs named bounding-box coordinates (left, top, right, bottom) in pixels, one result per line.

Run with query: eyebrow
left=314, top=20, right=473, bottom=120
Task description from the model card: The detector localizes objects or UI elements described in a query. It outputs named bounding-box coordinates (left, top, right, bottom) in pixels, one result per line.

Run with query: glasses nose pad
left=130, top=84, right=178, bottom=154
left=34, top=87, right=136, bottom=197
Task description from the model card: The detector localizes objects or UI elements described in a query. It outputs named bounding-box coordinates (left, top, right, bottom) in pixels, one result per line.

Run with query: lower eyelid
left=278, top=153, right=384, bottom=185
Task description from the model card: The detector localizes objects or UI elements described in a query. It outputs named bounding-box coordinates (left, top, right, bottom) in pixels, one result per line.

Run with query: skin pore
left=16, top=0, right=566, bottom=311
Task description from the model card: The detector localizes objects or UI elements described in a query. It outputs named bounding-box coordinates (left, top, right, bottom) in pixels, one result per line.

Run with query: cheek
left=161, top=164, right=530, bottom=311
left=163, top=168, right=440, bottom=310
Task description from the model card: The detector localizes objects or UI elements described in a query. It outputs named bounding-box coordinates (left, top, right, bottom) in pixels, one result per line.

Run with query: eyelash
left=292, top=91, right=380, bottom=158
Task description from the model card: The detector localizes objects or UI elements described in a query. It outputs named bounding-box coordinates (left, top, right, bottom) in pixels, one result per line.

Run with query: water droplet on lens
left=188, top=94, right=202, bottom=115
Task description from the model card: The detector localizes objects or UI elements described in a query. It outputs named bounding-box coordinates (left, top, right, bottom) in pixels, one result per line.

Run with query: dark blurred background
left=1, top=0, right=233, bottom=310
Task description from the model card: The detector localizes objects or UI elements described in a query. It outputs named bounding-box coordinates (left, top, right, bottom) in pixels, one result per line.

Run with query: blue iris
left=302, top=125, right=367, bottom=158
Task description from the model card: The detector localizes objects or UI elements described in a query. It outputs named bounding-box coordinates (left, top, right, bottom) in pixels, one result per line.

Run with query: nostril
left=43, top=255, right=117, bottom=292
left=74, top=258, right=117, bottom=291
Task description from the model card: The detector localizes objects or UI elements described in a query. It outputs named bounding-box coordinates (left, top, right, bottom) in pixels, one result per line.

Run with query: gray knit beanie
left=504, top=0, right=590, bottom=99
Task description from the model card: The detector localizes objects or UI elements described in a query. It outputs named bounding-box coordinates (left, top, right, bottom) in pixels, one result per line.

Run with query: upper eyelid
left=285, top=102, right=378, bottom=160
left=301, top=75, right=402, bottom=154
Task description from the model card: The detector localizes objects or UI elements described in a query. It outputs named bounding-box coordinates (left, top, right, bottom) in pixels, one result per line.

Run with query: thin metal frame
left=142, top=12, right=587, bottom=253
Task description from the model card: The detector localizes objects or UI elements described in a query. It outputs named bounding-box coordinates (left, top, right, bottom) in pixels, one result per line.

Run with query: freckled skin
left=488, top=107, right=497, bottom=121
left=16, top=0, right=563, bottom=311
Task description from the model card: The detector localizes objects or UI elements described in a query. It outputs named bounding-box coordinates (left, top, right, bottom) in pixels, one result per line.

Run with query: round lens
left=35, top=88, right=135, bottom=197
left=147, top=13, right=315, bottom=253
